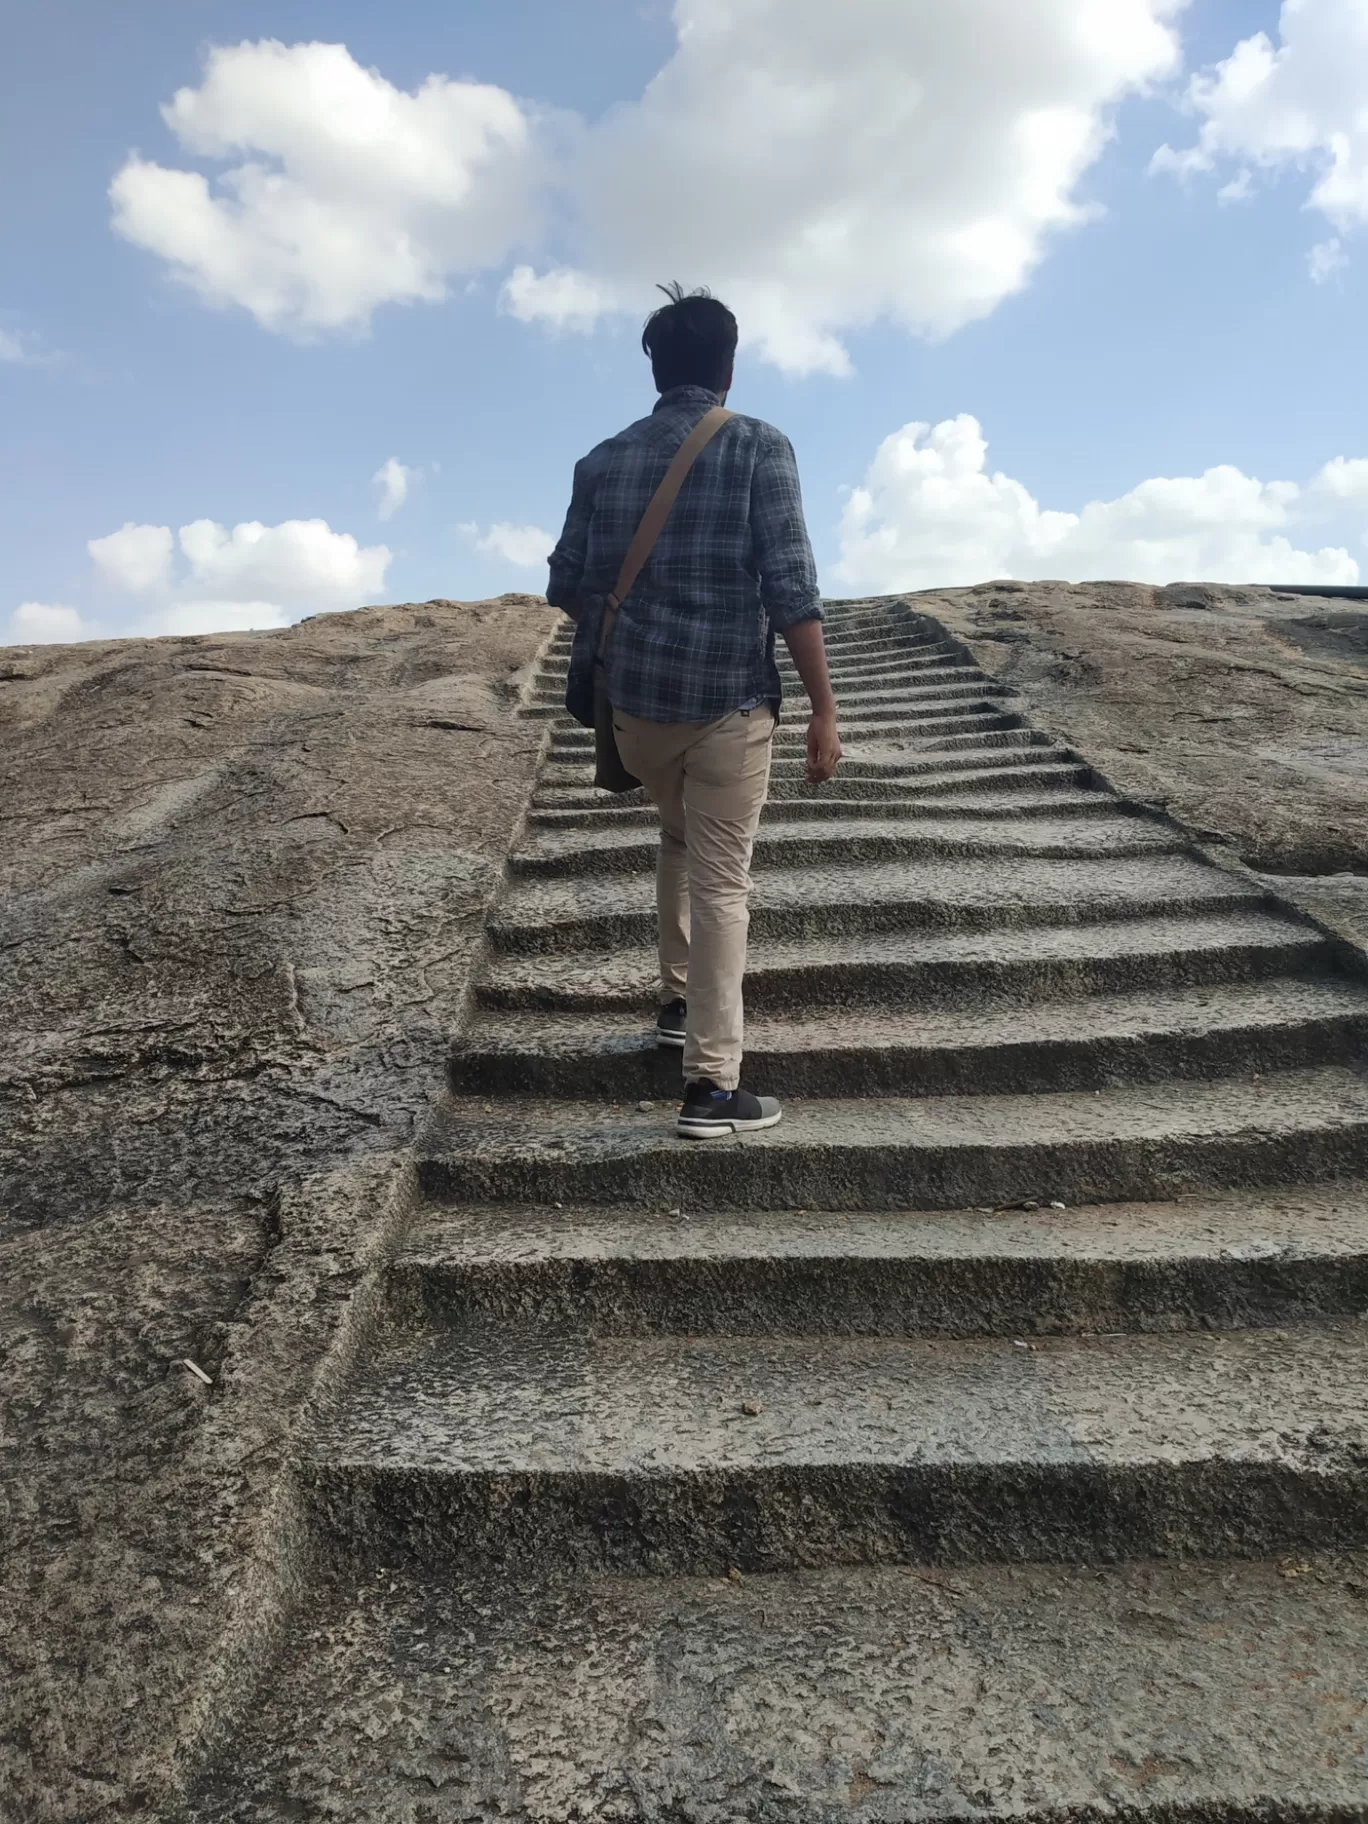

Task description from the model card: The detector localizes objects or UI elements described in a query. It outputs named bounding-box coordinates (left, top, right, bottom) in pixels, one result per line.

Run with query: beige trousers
left=612, top=705, right=776, bottom=1090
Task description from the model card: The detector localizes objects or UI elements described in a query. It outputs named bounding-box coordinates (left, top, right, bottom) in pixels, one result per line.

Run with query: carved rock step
left=181, top=1554, right=1368, bottom=1824
left=300, top=1315, right=1368, bottom=1570
left=531, top=749, right=1075, bottom=793
left=417, top=1065, right=1368, bottom=1210
left=390, top=1184, right=1368, bottom=1338
left=477, top=908, right=1330, bottom=1013
left=538, top=644, right=968, bottom=683
left=533, top=657, right=982, bottom=696
left=536, top=705, right=1028, bottom=739
left=509, top=811, right=1177, bottom=880
left=527, top=786, right=1120, bottom=829
left=549, top=702, right=1022, bottom=736
left=776, top=678, right=1012, bottom=708
left=541, top=624, right=946, bottom=666
left=544, top=726, right=1059, bottom=762
left=543, top=710, right=1023, bottom=761
left=536, top=749, right=1085, bottom=794
left=533, top=673, right=1000, bottom=709
left=452, top=976, right=1368, bottom=1100
left=488, top=852, right=1263, bottom=955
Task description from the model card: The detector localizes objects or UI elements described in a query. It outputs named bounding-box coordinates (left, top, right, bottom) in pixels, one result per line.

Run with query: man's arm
left=752, top=434, right=842, bottom=785
left=546, top=455, right=596, bottom=623
left=782, top=618, right=841, bottom=784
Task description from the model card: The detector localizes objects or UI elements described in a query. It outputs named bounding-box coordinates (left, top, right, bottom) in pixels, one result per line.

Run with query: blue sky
left=4, top=0, right=1368, bottom=642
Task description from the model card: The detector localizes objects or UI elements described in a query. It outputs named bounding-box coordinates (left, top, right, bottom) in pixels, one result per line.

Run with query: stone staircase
left=189, top=597, right=1368, bottom=1820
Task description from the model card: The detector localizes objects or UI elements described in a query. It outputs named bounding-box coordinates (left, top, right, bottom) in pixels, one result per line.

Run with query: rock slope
left=0, top=596, right=558, bottom=1824
left=184, top=595, right=1368, bottom=1822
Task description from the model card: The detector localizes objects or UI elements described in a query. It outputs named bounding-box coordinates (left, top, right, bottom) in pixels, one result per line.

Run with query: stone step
left=533, top=755, right=1090, bottom=802
left=300, top=1315, right=1368, bottom=1570
left=538, top=645, right=967, bottom=685
left=184, top=1552, right=1368, bottom=1822
left=546, top=726, right=1059, bottom=764
left=788, top=654, right=975, bottom=683
left=534, top=674, right=1001, bottom=710
left=452, top=977, right=1368, bottom=1100
left=541, top=705, right=1026, bottom=741
left=817, top=636, right=954, bottom=664
left=783, top=680, right=1013, bottom=709
left=527, top=787, right=1120, bottom=830
left=532, top=711, right=1029, bottom=747
left=533, top=658, right=981, bottom=700
left=487, top=852, right=1262, bottom=955
left=476, top=908, right=1330, bottom=1014
left=417, top=1064, right=1368, bottom=1211
left=508, top=811, right=1178, bottom=880
left=545, top=621, right=943, bottom=664
left=389, top=1184, right=1368, bottom=1338
left=532, top=746, right=1076, bottom=790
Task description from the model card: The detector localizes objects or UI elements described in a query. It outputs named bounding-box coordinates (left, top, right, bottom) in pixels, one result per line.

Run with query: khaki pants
left=612, top=705, right=776, bottom=1091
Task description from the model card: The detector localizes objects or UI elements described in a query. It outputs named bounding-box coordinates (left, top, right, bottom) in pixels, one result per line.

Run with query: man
left=547, top=284, right=841, bottom=1140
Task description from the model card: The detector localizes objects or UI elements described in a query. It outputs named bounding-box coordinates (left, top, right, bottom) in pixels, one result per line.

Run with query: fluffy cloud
left=500, top=265, right=617, bottom=334
left=4, top=602, right=99, bottom=645
left=1153, top=0, right=1368, bottom=257
left=83, top=515, right=390, bottom=637
left=1317, top=455, right=1368, bottom=504
left=114, top=6, right=1184, bottom=372
left=529, top=0, right=1185, bottom=373
left=89, top=521, right=175, bottom=593
left=372, top=457, right=415, bottom=520
left=110, top=39, right=544, bottom=334
left=463, top=521, right=554, bottom=568
left=135, top=600, right=294, bottom=638
left=835, top=413, right=1363, bottom=591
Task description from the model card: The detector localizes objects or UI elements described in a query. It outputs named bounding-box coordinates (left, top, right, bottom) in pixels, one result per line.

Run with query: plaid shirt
left=548, top=385, right=823, bottom=724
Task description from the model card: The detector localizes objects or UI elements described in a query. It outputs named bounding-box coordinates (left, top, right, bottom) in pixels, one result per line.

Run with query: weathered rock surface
left=9, top=584, right=1368, bottom=1822
left=182, top=595, right=1368, bottom=1822
left=920, top=579, right=1368, bottom=876
left=0, top=596, right=557, bottom=1822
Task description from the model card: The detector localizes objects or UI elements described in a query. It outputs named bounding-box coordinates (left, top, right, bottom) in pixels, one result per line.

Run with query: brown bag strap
left=597, top=405, right=733, bottom=658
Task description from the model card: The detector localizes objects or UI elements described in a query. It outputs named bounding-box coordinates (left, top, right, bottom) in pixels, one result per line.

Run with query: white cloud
left=543, top=0, right=1186, bottom=373
left=84, top=515, right=390, bottom=636
left=114, top=7, right=1185, bottom=372
left=500, top=265, right=618, bottom=334
left=110, top=39, right=544, bottom=334
left=835, top=413, right=1362, bottom=591
left=1316, top=455, right=1368, bottom=504
left=88, top=522, right=175, bottom=593
left=372, top=457, right=415, bottom=520
left=1153, top=0, right=1368, bottom=262
left=132, top=600, right=294, bottom=638
left=176, top=516, right=389, bottom=607
left=463, top=521, right=554, bottom=568
left=0, top=329, right=26, bottom=363
left=1309, top=234, right=1349, bottom=281
left=4, top=602, right=99, bottom=645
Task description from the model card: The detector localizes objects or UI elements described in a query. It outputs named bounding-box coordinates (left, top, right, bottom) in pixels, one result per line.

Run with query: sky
left=4, top=0, right=1368, bottom=644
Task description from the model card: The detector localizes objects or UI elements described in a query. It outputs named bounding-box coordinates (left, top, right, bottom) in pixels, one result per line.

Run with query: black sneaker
left=677, top=1079, right=783, bottom=1141
left=655, top=998, right=687, bottom=1048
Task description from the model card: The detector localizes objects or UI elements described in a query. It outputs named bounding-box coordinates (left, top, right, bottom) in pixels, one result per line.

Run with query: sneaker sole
left=675, top=1110, right=784, bottom=1141
left=655, top=1031, right=687, bottom=1049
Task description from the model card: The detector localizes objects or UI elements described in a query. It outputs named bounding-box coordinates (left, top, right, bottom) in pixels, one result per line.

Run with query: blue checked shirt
left=548, top=385, right=823, bottom=724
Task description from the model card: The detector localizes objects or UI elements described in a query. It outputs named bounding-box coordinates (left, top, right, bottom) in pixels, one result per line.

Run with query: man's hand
left=806, top=708, right=842, bottom=784
left=782, top=618, right=841, bottom=786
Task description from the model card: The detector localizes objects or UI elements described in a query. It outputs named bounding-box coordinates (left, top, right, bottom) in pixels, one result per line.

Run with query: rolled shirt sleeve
left=750, top=431, right=823, bottom=632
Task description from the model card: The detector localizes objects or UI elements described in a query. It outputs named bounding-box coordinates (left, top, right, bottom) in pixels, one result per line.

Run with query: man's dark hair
left=641, top=283, right=738, bottom=394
